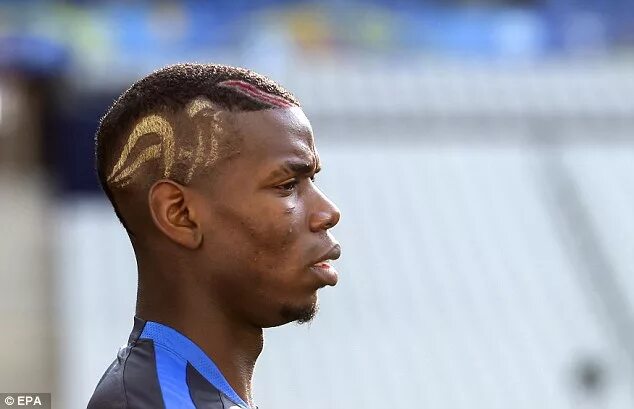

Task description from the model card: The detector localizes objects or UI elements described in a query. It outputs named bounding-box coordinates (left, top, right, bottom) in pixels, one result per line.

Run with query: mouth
left=309, top=244, right=341, bottom=286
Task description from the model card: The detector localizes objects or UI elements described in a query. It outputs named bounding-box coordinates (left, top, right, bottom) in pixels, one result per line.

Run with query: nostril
left=310, top=210, right=338, bottom=232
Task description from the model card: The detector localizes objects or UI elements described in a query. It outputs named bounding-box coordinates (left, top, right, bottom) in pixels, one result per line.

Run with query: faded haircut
left=95, top=63, right=300, bottom=234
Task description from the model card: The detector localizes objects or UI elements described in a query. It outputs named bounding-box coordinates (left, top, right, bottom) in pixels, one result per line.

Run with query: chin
left=279, top=297, right=319, bottom=325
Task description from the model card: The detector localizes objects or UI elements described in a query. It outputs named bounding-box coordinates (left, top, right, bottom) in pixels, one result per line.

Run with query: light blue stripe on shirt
left=141, top=321, right=250, bottom=409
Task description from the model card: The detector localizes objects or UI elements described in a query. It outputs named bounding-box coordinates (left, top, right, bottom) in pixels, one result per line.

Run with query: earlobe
left=148, top=180, right=203, bottom=249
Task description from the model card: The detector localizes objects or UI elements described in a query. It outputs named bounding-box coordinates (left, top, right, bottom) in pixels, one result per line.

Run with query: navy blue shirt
left=88, top=317, right=254, bottom=409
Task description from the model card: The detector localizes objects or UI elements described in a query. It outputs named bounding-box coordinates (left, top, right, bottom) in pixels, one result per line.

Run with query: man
left=87, top=63, right=341, bottom=409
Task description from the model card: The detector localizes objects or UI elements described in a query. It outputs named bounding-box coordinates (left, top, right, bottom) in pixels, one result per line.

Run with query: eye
left=277, top=179, right=298, bottom=193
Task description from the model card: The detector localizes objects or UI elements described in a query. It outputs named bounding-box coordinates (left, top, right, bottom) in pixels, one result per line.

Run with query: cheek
left=254, top=202, right=302, bottom=262
left=210, top=197, right=306, bottom=275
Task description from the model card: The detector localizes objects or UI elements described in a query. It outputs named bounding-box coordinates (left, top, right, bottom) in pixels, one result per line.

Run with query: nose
left=309, top=188, right=341, bottom=232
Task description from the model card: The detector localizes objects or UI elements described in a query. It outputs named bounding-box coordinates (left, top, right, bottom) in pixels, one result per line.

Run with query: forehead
left=233, top=107, right=316, bottom=162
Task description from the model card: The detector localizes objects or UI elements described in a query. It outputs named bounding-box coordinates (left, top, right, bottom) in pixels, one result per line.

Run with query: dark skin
left=127, top=107, right=341, bottom=408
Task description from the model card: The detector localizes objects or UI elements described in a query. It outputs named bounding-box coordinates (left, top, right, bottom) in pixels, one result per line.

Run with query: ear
left=148, top=179, right=203, bottom=249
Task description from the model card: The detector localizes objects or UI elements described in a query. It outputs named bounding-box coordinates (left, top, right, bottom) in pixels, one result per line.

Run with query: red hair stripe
left=217, top=80, right=293, bottom=108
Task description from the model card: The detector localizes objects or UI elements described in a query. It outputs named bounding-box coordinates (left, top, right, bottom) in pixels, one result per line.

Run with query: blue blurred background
left=1, top=0, right=634, bottom=408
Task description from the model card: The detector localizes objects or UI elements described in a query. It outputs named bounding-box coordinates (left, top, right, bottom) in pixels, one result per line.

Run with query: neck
left=136, top=275, right=263, bottom=408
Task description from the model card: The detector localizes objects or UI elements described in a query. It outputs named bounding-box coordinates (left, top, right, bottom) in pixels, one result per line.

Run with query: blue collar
left=139, top=320, right=250, bottom=409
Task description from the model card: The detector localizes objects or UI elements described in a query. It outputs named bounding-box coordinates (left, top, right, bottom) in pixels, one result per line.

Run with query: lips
left=311, top=244, right=341, bottom=266
left=309, top=244, right=341, bottom=286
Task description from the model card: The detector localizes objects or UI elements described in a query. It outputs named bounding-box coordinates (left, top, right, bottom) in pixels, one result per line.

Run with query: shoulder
left=87, top=318, right=234, bottom=409
left=87, top=339, right=165, bottom=409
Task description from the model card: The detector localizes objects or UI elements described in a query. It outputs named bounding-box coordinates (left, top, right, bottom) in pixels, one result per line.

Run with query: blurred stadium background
left=1, top=0, right=634, bottom=408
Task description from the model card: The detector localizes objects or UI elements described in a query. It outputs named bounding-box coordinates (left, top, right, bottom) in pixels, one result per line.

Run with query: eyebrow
left=267, top=158, right=321, bottom=180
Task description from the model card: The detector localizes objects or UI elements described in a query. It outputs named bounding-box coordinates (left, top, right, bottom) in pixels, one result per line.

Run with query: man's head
left=95, top=64, right=341, bottom=327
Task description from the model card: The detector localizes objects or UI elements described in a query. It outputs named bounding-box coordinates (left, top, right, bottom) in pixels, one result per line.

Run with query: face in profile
left=190, top=107, right=341, bottom=328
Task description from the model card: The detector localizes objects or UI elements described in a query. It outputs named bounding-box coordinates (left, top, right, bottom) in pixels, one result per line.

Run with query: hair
left=95, top=63, right=300, bottom=235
